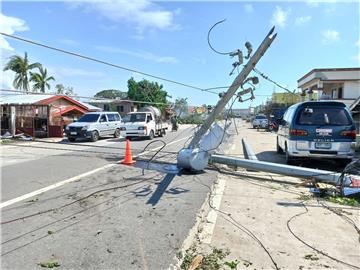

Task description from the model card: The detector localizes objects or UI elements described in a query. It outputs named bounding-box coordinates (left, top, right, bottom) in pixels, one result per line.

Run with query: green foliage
left=38, top=260, right=60, bottom=268
left=30, top=66, right=55, bottom=93
left=325, top=196, right=359, bottom=207
left=127, top=77, right=169, bottom=110
left=174, top=97, right=188, bottom=117
left=180, top=247, right=231, bottom=270
left=3, top=52, right=41, bottom=92
left=178, top=114, right=205, bottom=125
left=94, top=89, right=127, bottom=99
left=224, top=260, right=240, bottom=269
left=55, top=84, right=75, bottom=96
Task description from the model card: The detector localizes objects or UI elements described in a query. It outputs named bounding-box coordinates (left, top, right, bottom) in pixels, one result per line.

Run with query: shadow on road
left=256, top=150, right=346, bottom=172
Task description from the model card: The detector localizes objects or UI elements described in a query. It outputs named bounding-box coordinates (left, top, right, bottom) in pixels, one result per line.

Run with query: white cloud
left=95, top=46, right=178, bottom=64
left=244, top=4, right=254, bottom=13
left=48, top=67, right=106, bottom=79
left=270, top=6, right=290, bottom=28
left=306, top=0, right=320, bottom=7
left=0, top=13, right=29, bottom=51
left=0, top=71, right=15, bottom=89
left=71, top=0, right=177, bottom=33
left=322, top=29, right=340, bottom=44
left=295, top=16, right=312, bottom=26
left=58, top=38, right=79, bottom=46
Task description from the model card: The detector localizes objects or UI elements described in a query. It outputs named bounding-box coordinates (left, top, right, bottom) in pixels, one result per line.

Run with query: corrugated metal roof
left=0, top=94, right=53, bottom=105
left=77, top=101, right=102, bottom=111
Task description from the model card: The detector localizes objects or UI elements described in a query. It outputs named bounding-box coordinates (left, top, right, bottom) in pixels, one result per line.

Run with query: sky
left=0, top=0, right=359, bottom=109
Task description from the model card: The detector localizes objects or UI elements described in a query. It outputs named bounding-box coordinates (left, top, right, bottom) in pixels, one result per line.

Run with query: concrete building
left=89, top=98, right=134, bottom=116
left=297, top=68, right=360, bottom=107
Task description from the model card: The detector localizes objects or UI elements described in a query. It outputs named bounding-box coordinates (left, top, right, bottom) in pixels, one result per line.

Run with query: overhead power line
left=0, top=89, right=170, bottom=106
left=0, top=32, right=219, bottom=95
left=252, top=68, right=298, bottom=95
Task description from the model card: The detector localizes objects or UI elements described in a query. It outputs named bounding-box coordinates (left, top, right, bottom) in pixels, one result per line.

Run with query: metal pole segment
left=188, top=27, right=277, bottom=149
left=210, top=154, right=340, bottom=184
left=242, top=138, right=258, bottom=160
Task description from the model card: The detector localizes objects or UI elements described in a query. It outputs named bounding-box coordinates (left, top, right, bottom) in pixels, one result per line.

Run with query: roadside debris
left=38, top=260, right=60, bottom=268
left=179, top=247, right=240, bottom=270
left=304, top=254, right=319, bottom=261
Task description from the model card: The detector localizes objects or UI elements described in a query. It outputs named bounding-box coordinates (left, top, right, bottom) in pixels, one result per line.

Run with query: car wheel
left=285, top=145, right=297, bottom=165
left=114, top=128, right=121, bottom=138
left=68, top=137, right=76, bottom=142
left=276, top=137, right=283, bottom=154
left=148, top=130, right=154, bottom=140
left=90, top=131, right=99, bottom=142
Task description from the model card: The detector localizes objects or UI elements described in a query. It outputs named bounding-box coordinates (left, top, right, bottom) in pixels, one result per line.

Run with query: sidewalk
left=184, top=121, right=360, bottom=270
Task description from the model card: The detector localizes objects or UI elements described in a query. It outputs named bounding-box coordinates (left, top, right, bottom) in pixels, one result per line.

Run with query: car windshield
left=77, top=114, right=100, bottom=122
left=123, top=113, right=146, bottom=122
left=255, top=115, right=266, bottom=119
left=297, top=107, right=352, bottom=126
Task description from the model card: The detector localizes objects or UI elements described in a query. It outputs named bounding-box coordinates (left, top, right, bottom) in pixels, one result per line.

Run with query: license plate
left=316, top=129, right=332, bottom=136
left=70, top=132, right=77, bottom=135
left=315, top=142, right=331, bottom=149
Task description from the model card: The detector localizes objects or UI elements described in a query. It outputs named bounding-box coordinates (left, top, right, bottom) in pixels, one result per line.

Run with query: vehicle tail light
left=290, top=129, right=308, bottom=136
left=340, top=129, right=357, bottom=139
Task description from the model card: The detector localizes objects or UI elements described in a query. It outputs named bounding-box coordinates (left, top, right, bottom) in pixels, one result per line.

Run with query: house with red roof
left=0, top=94, right=100, bottom=138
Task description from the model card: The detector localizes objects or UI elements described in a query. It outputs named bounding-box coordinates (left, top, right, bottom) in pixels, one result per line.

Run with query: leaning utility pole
left=177, top=26, right=277, bottom=171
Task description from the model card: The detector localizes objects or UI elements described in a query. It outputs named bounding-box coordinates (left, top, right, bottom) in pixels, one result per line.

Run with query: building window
left=117, top=105, right=124, bottom=112
left=338, top=87, right=343, bottom=99
left=332, top=89, right=338, bottom=99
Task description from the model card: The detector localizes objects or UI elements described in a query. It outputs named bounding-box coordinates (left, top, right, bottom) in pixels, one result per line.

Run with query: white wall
left=344, top=81, right=360, bottom=99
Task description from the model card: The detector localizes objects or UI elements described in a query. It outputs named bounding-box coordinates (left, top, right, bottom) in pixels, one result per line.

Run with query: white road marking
left=199, top=176, right=226, bottom=244
left=0, top=135, right=191, bottom=209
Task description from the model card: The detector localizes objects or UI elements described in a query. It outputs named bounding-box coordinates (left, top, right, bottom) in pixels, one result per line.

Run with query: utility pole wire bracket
left=177, top=26, right=277, bottom=171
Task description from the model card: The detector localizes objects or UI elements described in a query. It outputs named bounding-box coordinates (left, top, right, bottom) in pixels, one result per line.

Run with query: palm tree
left=30, top=66, right=55, bottom=93
left=3, top=52, right=42, bottom=92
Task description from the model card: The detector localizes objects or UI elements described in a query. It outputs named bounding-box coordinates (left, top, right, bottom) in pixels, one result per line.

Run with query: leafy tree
left=127, top=77, right=169, bottom=109
left=3, top=52, right=41, bottom=92
left=55, top=84, right=75, bottom=96
left=174, top=97, right=188, bottom=117
left=94, top=89, right=127, bottom=99
left=29, top=66, right=55, bottom=93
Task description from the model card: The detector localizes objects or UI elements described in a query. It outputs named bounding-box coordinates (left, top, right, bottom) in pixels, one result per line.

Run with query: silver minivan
left=65, top=112, right=122, bottom=142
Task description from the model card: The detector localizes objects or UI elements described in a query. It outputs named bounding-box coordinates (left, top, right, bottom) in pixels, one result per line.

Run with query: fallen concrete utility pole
left=210, top=154, right=341, bottom=184
left=177, top=26, right=277, bottom=170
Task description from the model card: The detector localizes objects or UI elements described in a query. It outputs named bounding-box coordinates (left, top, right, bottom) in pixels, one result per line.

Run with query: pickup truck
left=120, top=106, right=169, bottom=140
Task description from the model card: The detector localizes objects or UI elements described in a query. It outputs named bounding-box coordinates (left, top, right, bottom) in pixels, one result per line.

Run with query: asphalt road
left=1, top=124, right=218, bottom=270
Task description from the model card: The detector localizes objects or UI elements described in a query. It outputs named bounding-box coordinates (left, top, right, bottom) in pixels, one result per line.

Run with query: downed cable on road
left=193, top=175, right=280, bottom=270
left=287, top=202, right=360, bottom=270
left=1, top=175, right=159, bottom=226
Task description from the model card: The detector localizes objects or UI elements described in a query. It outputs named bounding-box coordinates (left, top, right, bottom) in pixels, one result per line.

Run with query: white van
left=65, top=112, right=122, bottom=142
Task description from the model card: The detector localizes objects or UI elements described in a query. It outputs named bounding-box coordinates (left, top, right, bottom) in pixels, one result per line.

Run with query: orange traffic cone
left=121, top=139, right=136, bottom=165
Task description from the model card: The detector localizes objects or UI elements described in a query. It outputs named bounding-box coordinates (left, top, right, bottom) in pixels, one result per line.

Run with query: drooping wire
left=0, top=32, right=218, bottom=95
left=287, top=202, right=360, bottom=269
left=207, top=19, right=234, bottom=56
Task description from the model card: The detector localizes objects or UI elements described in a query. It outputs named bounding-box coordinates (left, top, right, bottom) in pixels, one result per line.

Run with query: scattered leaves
left=304, top=254, right=319, bottom=261
left=325, top=196, right=359, bottom=207
left=27, top=198, right=39, bottom=203
left=38, top=260, right=60, bottom=268
left=224, top=259, right=240, bottom=269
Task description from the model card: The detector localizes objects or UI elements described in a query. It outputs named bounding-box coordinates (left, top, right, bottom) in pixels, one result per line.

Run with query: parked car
left=276, top=101, right=356, bottom=165
left=65, top=112, right=122, bottom=142
left=252, top=114, right=268, bottom=129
